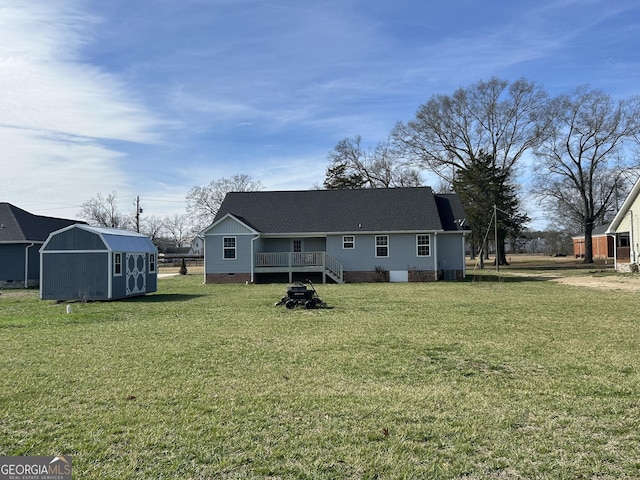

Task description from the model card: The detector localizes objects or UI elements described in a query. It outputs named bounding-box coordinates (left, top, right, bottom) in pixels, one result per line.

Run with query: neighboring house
left=40, top=224, right=158, bottom=301
left=189, top=235, right=204, bottom=256
left=202, top=187, right=469, bottom=284
left=606, top=177, right=640, bottom=271
left=572, top=223, right=614, bottom=260
left=0, top=203, right=83, bottom=288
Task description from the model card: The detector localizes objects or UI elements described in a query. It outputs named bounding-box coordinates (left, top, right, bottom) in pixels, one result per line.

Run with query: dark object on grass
left=275, top=280, right=326, bottom=309
left=179, top=258, right=188, bottom=275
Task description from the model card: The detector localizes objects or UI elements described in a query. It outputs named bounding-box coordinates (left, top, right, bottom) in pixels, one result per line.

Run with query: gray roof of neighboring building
left=213, top=188, right=468, bottom=234
left=0, top=203, right=83, bottom=244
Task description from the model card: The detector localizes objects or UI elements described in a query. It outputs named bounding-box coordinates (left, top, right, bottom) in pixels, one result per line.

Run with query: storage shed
left=40, top=225, right=158, bottom=301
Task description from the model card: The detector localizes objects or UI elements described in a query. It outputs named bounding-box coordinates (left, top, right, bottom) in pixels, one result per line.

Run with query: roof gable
left=213, top=188, right=467, bottom=234
left=607, top=177, right=640, bottom=234
left=0, top=203, right=83, bottom=243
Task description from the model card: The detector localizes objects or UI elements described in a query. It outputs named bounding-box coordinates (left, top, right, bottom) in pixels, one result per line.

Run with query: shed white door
left=126, top=253, right=146, bottom=295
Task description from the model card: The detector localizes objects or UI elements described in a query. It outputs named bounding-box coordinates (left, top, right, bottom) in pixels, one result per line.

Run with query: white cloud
left=0, top=127, right=129, bottom=214
left=0, top=1, right=166, bottom=216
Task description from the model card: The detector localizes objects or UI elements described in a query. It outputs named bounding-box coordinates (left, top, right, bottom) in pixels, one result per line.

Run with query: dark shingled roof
left=0, top=203, right=84, bottom=243
left=214, top=188, right=468, bottom=234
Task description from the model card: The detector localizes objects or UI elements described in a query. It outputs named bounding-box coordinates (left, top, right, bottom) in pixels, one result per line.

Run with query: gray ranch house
left=40, top=224, right=158, bottom=301
left=0, top=203, right=83, bottom=288
left=203, top=187, right=469, bottom=284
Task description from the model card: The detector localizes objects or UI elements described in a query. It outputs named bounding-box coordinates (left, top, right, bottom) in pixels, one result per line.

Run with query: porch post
left=250, top=236, right=258, bottom=283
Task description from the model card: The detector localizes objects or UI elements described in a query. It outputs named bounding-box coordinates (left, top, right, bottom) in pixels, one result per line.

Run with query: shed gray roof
left=84, top=226, right=157, bottom=252
left=212, top=188, right=468, bottom=234
left=0, top=203, right=83, bottom=244
left=43, top=224, right=157, bottom=253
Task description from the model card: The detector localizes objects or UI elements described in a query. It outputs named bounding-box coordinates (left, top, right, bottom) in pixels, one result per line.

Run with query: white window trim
left=114, top=252, right=123, bottom=276
left=417, top=234, right=431, bottom=257
left=223, top=236, right=237, bottom=260
left=149, top=253, right=157, bottom=273
left=343, top=235, right=355, bottom=249
left=375, top=235, right=389, bottom=258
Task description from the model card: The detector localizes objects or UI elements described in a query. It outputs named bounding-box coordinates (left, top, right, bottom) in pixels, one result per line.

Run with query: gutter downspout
left=24, top=243, right=35, bottom=288
left=630, top=210, right=635, bottom=264
left=462, top=232, right=467, bottom=279
left=433, top=232, right=439, bottom=281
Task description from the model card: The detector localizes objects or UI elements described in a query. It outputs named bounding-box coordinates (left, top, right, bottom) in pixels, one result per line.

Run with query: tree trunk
left=496, top=242, right=509, bottom=266
left=583, top=221, right=594, bottom=263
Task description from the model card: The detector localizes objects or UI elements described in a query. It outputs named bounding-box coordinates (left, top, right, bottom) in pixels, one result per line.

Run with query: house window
left=375, top=235, right=389, bottom=257
left=223, top=237, right=236, bottom=259
left=149, top=253, right=156, bottom=273
left=292, top=239, right=302, bottom=253
left=343, top=235, right=355, bottom=249
left=114, top=252, right=122, bottom=276
left=417, top=235, right=430, bottom=256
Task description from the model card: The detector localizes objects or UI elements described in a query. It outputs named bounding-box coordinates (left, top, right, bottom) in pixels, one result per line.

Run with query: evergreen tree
left=453, top=153, right=529, bottom=266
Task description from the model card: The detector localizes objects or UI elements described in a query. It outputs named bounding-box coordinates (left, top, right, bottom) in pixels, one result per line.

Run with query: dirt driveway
left=473, top=255, right=640, bottom=292
left=551, top=274, right=640, bottom=292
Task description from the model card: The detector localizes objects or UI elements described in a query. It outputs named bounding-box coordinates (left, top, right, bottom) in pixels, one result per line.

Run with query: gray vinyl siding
left=303, top=237, right=326, bottom=251
left=258, top=237, right=326, bottom=253
left=205, top=235, right=253, bottom=273
left=0, top=244, right=40, bottom=283
left=41, top=252, right=108, bottom=300
left=259, top=238, right=290, bottom=253
left=327, top=233, right=436, bottom=271
left=26, top=246, right=40, bottom=280
left=436, top=234, right=465, bottom=270
left=0, top=244, right=26, bottom=281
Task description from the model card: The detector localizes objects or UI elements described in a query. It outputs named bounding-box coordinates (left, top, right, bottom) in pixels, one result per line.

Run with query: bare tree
left=79, top=191, right=132, bottom=228
left=533, top=86, right=640, bottom=263
left=392, top=77, right=549, bottom=264
left=324, top=135, right=422, bottom=189
left=164, top=213, right=193, bottom=248
left=392, top=77, right=550, bottom=184
left=186, top=174, right=263, bottom=230
left=140, top=215, right=166, bottom=242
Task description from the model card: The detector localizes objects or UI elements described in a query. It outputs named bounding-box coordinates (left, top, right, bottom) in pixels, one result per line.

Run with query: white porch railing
left=254, top=251, right=343, bottom=283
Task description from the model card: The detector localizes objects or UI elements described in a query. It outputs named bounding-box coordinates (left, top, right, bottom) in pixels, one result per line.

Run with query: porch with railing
left=254, top=251, right=343, bottom=283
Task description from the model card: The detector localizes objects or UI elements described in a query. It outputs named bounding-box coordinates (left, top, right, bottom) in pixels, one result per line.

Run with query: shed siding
left=205, top=235, right=252, bottom=274
left=41, top=253, right=108, bottom=300
left=43, top=228, right=105, bottom=251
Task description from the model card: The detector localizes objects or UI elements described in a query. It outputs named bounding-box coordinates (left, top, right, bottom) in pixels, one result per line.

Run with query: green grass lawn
left=1, top=274, right=639, bottom=479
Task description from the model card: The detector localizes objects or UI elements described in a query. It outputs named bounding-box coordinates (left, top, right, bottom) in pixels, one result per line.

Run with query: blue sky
left=2, top=0, right=639, bottom=228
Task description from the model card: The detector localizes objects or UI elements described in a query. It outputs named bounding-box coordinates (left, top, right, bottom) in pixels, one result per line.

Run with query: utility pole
left=494, top=204, right=499, bottom=273
left=135, top=196, right=143, bottom=233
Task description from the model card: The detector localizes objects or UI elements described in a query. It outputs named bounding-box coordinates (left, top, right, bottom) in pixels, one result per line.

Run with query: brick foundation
left=408, top=269, right=438, bottom=282
left=205, top=273, right=251, bottom=284
left=343, top=271, right=389, bottom=283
